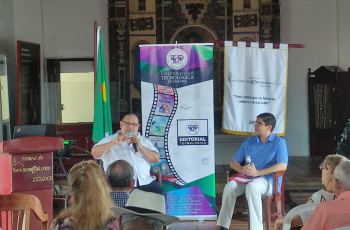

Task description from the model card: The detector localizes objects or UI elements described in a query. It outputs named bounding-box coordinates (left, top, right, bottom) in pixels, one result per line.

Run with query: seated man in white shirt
left=92, top=113, right=164, bottom=196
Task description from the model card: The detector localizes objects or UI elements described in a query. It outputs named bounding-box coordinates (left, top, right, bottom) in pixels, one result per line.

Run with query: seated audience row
left=50, top=160, right=178, bottom=230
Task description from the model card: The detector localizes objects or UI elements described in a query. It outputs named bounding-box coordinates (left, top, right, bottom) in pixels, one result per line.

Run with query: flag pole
left=94, top=21, right=98, bottom=91
left=92, top=23, right=113, bottom=142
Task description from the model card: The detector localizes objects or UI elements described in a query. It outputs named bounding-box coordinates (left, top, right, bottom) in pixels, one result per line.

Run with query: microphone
left=245, top=155, right=251, bottom=166
left=129, top=131, right=138, bottom=153
left=245, top=155, right=252, bottom=179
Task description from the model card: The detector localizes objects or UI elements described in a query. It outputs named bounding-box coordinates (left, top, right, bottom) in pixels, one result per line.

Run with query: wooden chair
left=226, top=168, right=286, bottom=230
left=0, top=194, right=48, bottom=230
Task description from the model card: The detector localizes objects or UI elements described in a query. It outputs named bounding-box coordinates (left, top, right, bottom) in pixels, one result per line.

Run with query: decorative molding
left=234, top=13, right=258, bottom=28
left=138, top=0, right=146, bottom=11
left=260, top=15, right=273, bottom=41
left=185, top=3, right=204, bottom=22
left=130, top=17, right=154, bottom=31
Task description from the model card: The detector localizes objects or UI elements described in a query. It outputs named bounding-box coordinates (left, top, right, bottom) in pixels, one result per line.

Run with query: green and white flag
left=92, top=27, right=112, bottom=142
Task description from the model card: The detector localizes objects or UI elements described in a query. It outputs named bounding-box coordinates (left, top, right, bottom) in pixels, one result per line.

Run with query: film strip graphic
left=145, top=84, right=186, bottom=185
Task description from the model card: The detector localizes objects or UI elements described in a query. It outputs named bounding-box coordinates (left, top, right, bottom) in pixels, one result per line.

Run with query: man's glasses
left=254, top=121, right=266, bottom=126
left=319, top=165, right=328, bottom=171
left=121, top=120, right=139, bottom=127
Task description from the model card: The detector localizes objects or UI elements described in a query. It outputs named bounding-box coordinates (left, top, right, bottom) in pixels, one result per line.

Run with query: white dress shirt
left=95, top=131, right=159, bottom=186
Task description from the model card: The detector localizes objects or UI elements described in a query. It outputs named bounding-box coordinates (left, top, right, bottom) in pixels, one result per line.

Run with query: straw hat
left=111, top=189, right=179, bottom=226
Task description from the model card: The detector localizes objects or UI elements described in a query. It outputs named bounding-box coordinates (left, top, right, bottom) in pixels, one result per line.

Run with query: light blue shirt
left=233, top=133, right=288, bottom=191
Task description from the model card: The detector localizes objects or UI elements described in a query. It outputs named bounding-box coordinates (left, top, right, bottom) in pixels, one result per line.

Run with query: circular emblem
left=166, top=48, right=187, bottom=70
left=185, top=121, right=199, bottom=135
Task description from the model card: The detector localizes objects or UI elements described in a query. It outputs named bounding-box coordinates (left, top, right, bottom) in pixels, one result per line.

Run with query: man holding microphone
left=92, top=113, right=164, bottom=196
left=217, top=113, right=288, bottom=230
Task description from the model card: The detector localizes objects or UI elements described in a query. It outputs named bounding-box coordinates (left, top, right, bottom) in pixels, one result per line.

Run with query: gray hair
left=333, top=159, right=350, bottom=190
left=106, top=160, right=134, bottom=188
left=121, top=214, right=164, bottom=230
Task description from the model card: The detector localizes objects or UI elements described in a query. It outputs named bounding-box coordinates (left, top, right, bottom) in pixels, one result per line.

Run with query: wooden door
left=16, top=41, right=41, bottom=125
left=308, top=66, right=341, bottom=156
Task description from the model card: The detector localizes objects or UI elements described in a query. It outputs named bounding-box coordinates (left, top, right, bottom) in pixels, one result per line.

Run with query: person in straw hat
left=111, top=189, right=179, bottom=230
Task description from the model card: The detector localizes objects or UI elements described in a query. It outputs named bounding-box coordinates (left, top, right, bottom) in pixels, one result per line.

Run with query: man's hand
left=130, top=135, right=141, bottom=152
left=242, top=163, right=260, bottom=177
left=113, top=133, right=127, bottom=145
left=91, top=134, right=126, bottom=158
left=242, top=162, right=287, bottom=177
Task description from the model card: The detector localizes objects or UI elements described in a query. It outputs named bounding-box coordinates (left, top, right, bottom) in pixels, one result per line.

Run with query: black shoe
left=220, top=227, right=228, bottom=230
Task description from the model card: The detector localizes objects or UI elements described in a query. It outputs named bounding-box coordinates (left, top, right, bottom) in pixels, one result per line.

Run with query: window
left=46, top=58, right=94, bottom=124
left=60, top=72, right=94, bottom=123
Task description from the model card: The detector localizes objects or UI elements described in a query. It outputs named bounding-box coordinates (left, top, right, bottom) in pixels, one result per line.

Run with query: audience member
left=275, top=154, right=347, bottom=230
left=217, top=113, right=288, bottom=230
left=112, top=189, right=179, bottom=230
left=92, top=113, right=164, bottom=196
left=302, top=160, right=350, bottom=230
left=50, top=160, right=117, bottom=230
left=106, top=160, right=135, bottom=207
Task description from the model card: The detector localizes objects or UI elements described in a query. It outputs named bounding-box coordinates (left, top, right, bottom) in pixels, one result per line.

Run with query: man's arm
left=230, top=160, right=244, bottom=174
left=256, top=162, right=287, bottom=176
left=132, top=136, right=159, bottom=163
left=243, top=162, right=287, bottom=177
left=137, top=145, right=160, bottom=163
left=91, top=134, right=126, bottom=158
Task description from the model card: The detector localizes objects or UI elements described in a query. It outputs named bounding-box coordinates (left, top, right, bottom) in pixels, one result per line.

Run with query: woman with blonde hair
left=50, top=160, right=117, bottom=230
left=310, top=154, right=348, bottom=203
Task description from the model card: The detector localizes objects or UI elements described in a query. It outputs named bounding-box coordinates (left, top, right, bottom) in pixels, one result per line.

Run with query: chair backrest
left=282, top=203, right=318, bottom=230
left=0, top=194, right=48, bottom=230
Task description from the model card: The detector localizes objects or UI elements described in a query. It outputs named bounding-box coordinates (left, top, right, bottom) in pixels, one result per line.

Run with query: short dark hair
left=257, top=113, right=276, bottom=132
left=106, top=160, right=134, bottom=188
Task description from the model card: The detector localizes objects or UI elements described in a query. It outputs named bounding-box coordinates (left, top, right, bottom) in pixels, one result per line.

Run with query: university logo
left=185, top=121, right=199, bottom=135
left=166, top=48, right=187, bottom=70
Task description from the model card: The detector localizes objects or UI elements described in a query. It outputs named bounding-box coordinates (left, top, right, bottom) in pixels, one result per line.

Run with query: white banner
left=222, top=43, right=288, bottom=135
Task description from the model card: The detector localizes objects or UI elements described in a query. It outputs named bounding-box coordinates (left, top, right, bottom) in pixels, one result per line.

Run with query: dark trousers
left=136, top=180, right=166, bottom=199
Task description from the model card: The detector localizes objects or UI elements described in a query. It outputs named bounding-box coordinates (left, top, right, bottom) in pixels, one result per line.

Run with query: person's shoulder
left=50, top=217, right=74, bottom=230
left=271, top=133, right=284, bottom=140
left=111, top=190, right=129, bottom=196
left=310, top=189, right=335, bottom=203
left=95, top=132, right=119, bottom=145
left=105, top=217, right=118, bottom=230
left=270, top=134, right=287, bottom=144
left=244, top=135, right=257, bottom=142
left=317, top=199, right=333, bottom=210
